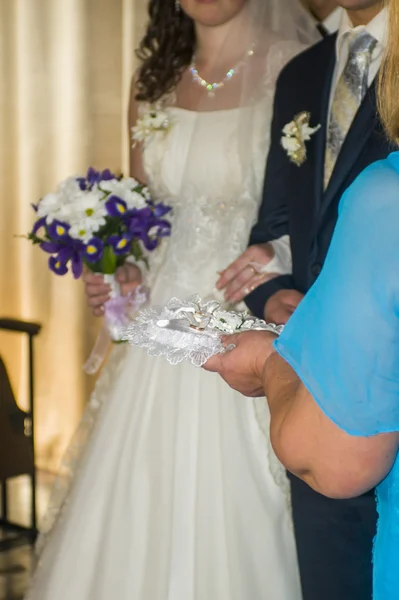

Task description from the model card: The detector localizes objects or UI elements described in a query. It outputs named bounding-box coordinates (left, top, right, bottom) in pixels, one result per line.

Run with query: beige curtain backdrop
left=0, top=0, right=147, bottom=472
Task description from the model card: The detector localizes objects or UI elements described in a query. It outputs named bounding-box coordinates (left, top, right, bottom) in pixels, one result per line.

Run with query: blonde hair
left=379, top=0, right=399, bottom=143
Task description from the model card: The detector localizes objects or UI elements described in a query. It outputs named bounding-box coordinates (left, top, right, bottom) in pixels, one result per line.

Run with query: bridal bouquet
left=26, top=167, right=172, bottom=344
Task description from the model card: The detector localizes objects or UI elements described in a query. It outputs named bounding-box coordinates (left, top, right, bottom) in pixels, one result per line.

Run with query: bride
left=26, top=1, right=319, bottom=599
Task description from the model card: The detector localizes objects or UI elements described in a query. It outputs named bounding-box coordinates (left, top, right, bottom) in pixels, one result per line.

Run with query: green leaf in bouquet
left=26, top=232, right=46, bottom=245
left=86, top=246, right=118, bottom=275
left=101, top=246, right=118, bottom=274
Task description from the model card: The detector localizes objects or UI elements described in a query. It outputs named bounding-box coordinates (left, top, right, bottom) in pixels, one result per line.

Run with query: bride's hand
left=216, top=243, right=276, bottom=303
left=84, top=263, right=143, bottom=317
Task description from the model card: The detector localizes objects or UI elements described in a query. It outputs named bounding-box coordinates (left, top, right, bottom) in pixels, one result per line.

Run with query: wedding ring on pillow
left=187, top=311, right=210, bottom=331
left=189, top=323, right=207, bottom=331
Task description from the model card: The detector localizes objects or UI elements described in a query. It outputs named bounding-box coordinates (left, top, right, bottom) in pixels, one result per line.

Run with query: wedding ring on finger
left=248, top=262, right=267, bottom=277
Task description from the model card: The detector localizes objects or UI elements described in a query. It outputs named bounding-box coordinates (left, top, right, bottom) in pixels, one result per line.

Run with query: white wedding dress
left=26, top=41, right=302, bottom=600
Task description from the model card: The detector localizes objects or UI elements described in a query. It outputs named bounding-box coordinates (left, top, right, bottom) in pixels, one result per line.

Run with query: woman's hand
left=84, top=263, right=143, bottom=317
left=216, top=244, right=276, bottom=303
left=203, top=330, right=277, bottom=397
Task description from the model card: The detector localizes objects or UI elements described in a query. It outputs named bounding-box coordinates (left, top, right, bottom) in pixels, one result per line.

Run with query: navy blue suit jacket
left=246, top=33, right=395, bottom=318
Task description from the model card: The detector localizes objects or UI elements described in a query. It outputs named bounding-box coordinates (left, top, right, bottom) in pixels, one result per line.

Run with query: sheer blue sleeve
left=274, top=153, right=399, bottom=437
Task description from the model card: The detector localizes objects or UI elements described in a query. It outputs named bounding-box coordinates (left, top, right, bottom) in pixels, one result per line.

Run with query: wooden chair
left=0, top=318, right=41, bottom=550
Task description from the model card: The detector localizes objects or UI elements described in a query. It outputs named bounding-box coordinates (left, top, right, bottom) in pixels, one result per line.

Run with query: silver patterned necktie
left=324, top=30, right=378, bottom=188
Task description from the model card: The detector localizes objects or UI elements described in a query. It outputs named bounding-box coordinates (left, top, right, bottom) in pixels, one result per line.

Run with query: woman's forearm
left=262, top=351, right=399, bottom=499
left=262, top=352, right=320, bottom=490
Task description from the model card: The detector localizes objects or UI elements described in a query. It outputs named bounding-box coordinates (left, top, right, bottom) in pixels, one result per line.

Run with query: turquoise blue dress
left=274, top=151, right=399, bottom=599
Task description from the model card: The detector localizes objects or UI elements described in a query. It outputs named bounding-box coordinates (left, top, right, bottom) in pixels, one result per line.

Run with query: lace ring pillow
left=122, top=295, right=283, bottom=367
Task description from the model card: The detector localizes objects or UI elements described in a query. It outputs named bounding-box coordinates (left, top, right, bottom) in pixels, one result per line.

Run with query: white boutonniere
left=131, top=108, right=171, bottom=146
left=281, top=112, right=320, bottom=167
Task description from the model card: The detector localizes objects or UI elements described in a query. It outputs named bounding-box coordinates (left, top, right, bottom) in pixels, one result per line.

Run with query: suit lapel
left=320, top=81, right=378, bottom=219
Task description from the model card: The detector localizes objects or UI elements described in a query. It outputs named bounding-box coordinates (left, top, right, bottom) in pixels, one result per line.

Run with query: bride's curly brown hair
left=135, top=0, right=196, bottom=103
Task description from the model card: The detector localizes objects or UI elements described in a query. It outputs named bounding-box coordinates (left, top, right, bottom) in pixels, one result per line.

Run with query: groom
left=244, top=2, right=393, bottom=599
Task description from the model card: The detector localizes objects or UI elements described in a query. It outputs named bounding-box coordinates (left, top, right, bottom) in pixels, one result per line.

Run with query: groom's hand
left=264, top=289, right=304, bottom=324
left=216, top=243, right=276, bottom=303
left=203, top=330, right=276, bottom=397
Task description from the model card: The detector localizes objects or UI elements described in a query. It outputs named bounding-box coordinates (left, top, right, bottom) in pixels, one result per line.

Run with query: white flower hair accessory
left=131, top=108, right=171, bottom=146
left=281, top=112, right=320, bottom=167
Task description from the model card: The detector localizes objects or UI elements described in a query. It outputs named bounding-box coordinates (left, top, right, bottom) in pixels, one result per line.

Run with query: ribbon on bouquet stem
left=83, top=274, right=149, bottom=375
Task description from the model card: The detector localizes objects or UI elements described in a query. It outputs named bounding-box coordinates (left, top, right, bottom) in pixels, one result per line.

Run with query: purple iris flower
left=141, top=234, right=159, bottom=251
left=84, top=237, right=104, bottom=263
left=40, top=241, right=62, bottom=253
left=70, top=251, right=84, bottom=279
left=126, top=206, right=152, bottom=236
left=140, top=221, right=170, bottom=251
left=151, top=202, right=172, bottom=219
left=137, top=206, right=153, bottom=219
left=105, top=195, right=128, bottom=217
left=31, top=217, right=46, bottom=236
left=99, top=168, right=115, bottom=181
left=86, top=167, right=116, bottom=188
left=76, top=177, right=87, bottom=191
left=47, top=220, right=70, bottom=240
left=45, top=240, right=84, bottom=279
left=108, top=233, right=133, bottom=256
left=49, top=255, right=69, bottom=276
left=78, top=168, right=116, bottom=191
left=123, top=205, right=171, bottom=251
left=152, top=218, right=171, bottom=238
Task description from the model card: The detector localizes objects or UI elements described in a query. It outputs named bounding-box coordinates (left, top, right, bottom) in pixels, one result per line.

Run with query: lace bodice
left=140, top=41, right=303, bottom=306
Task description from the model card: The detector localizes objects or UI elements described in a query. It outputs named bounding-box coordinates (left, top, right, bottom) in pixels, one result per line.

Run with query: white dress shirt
left=322, top=7, right=343, bottom=34
left=296, top=5, right=342, bottom=43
